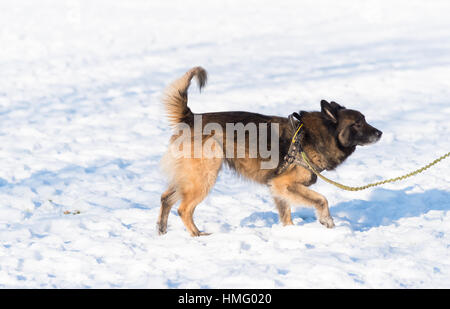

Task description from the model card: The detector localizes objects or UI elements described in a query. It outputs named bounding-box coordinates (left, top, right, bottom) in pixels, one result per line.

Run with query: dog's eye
left=353, top=120, right=362, bottom=128
left=353, top=117, right=365, bottom=128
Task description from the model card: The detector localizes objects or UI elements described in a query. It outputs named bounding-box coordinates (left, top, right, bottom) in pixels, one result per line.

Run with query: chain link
left=300, top=151, right=450, bottom=191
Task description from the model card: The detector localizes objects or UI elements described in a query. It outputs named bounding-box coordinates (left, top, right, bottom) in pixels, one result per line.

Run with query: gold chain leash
left=300, top=151, right=450, bottom=191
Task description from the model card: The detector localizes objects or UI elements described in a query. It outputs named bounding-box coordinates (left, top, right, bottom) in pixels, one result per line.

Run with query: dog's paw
left=157, top=222, right=167, bottom=235
left=319, top=216, right=335, bottom=229
left=190, top=231, right=212, bottom=237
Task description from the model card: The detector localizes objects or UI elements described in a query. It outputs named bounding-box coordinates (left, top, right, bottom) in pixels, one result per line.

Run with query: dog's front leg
left=273, top=196, right=294, bottom=226
left=294, top=184, right=335, bottom=228
left=269, top=171, right=335, bottom=228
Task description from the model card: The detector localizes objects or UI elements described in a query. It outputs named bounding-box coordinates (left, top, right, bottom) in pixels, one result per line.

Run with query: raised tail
left=163, top=66, right=207, bottom=127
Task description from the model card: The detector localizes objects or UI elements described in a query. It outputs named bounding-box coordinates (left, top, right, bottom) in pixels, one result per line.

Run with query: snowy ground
left=1, top=0, right=450, bottom=288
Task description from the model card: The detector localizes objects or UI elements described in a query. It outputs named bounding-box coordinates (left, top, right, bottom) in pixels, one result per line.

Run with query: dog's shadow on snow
left=240, top=188, right=450, bottom=231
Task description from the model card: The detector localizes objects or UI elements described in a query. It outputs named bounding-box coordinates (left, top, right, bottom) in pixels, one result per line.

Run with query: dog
left=157, top=67, right=382, bottom=236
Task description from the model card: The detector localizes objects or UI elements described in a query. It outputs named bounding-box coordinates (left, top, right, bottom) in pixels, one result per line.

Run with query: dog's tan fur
left=158, top=67, right=382, bottom=236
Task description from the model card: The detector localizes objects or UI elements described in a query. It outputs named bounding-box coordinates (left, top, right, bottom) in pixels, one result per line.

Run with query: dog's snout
left=375, top=129, right=382, bottom=138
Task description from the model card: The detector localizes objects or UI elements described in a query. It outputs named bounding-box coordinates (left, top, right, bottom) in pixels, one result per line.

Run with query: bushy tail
left=163, top=66, right=207, bottom=127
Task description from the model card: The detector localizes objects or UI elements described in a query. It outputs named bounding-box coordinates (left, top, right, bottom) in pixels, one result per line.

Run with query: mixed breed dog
left=158, top=67, right=382, bottom=236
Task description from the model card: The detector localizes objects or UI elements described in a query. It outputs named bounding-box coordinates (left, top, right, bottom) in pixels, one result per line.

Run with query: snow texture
left=0, top=0, right=449, bottom=288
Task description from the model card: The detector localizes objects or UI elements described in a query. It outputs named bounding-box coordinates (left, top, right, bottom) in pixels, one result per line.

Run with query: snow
left=0, top=0, right=449, bottom=288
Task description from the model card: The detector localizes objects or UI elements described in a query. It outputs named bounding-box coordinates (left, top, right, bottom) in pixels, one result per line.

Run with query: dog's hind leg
left=178, top=159, right=222, bottom=236
left=176, top=157, right=222, bottom=236
left=161, top=134, right=223, bottom=236
left=157, top=185, right=178, bottom=235
left=177, top=189, right=210, bottom=237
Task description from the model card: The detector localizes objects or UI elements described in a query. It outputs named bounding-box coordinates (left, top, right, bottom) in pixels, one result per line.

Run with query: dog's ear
left=330, top=101, right=345, bottom=111
left=321, top=100, right=338, bottom=123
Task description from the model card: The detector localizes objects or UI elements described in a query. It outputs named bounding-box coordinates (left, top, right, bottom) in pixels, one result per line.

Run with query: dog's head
left=320, top=100, right=382, bottom=147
